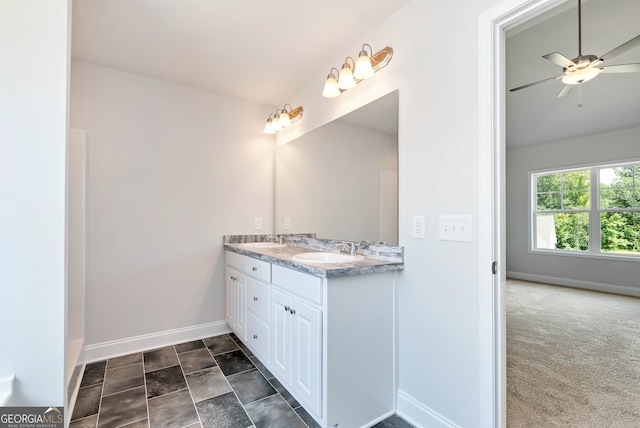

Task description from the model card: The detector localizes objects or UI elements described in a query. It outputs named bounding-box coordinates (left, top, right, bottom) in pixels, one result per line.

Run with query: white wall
left=66, top=128, right=86, bottom=415
left=276, top=0, right=501, bottom=425
left=275, top=120, right=397, bottom=242
left=506, top=125, right=640, bottom=294
left=0, top=0, right=69, bottom=406
left=70, top=61, right=274, bottom=354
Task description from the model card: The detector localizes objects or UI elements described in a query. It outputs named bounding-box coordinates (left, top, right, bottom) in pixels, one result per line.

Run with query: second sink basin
left=291, top=252, right=363, bottom=264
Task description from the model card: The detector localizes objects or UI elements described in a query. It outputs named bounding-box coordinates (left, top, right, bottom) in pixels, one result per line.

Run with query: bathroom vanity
left=223, top=235, right=403, bottom=428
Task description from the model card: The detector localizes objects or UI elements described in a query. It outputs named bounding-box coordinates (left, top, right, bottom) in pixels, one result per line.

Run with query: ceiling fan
left=510, top=0, right=640, bottom=98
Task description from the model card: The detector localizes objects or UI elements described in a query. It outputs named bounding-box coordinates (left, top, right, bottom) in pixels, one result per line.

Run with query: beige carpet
left=507, top=279, right=640, bottom=427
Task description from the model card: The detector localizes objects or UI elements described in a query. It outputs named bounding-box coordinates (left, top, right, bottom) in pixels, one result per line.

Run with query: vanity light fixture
left=263, top=114, right=276, bottom=134
left=322, top=68, right=341, bottom=98
left=263, top=105, right=303, bottom=134
left=337, top=57, right=356, bottom=90
left=354, top=44, right=375, bottom=79
left=322, top=44, right=393, bottom=98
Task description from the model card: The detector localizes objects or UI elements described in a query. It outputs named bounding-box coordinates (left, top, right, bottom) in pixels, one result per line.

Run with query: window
left=532, top=161, right=640, bottom=258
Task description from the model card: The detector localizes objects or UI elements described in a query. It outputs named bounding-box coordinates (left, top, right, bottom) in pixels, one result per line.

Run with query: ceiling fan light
left=322, top=73, right=340, bottom=98
left=562, top=67, right=601, bottom=85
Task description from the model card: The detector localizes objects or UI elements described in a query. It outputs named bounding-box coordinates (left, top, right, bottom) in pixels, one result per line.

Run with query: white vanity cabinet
left=225, top=266, right=245, bottom=339
left=225, top=251, right=271, bottom=354
left=225, top=249, right=396, bottom=428
left=270, top=276, right=322, bottom=416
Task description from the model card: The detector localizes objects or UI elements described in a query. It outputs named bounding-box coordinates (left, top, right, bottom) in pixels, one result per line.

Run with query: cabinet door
left=225, top=267, right=237, bottom=330
left=234, top=272, right=246, bottom=339
left=291, top=298, right=322, bottom=416
left=270, top=288, right=292, bottom=384
left=225, top=267, right=246, bottom=339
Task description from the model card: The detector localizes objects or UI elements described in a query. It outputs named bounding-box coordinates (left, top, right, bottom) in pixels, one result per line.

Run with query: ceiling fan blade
left=557, top=85, right=573, bottom=98
left=600, top=63, right=640, bottom=73
left=509, top=74, right=563, bottom=92
left=542, top=52, right=576, bottom=68
left=599, top=34, right=640, bottom=61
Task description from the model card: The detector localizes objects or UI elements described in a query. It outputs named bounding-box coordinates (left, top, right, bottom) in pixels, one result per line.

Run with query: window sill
left=530, top=248, right=640, bottom=263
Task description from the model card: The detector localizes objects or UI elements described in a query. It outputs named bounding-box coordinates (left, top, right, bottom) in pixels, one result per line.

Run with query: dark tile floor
left=70, top=333, right=414, bottom=428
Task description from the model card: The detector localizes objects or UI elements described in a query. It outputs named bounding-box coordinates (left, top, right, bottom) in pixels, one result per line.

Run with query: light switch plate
left=284, top=217, right=292, bottom=230
left=439, top=215, right=472, bottom=242
left=254, top=217, right=262, bottom=230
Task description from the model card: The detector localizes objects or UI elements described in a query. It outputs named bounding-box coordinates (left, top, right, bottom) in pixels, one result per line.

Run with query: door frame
left=478, top=0, right=568, bottom=426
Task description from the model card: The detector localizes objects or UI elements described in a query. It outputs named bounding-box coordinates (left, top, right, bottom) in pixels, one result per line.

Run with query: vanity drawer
left=246, top=277, right=270, bottom=322
left=272, top=264, right=323, bottom=305
left=245, top=257, right=271, bottom=282
left=246, top=313, right=270, bottom=363
left=225, top=251, right=271, bottom=282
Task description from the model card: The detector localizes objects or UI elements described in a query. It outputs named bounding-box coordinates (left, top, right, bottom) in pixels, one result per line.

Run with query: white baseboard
left=506, top=271, right=640, bottom=297
left=0, top=375, right=14, bottom=406
left=396, top=389, right=461, bottom=428
left=84, top=321, right=231, bottom=363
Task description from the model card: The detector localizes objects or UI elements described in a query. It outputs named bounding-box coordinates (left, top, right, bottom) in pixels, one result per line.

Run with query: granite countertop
left=223, top=235, right=404, bottom=278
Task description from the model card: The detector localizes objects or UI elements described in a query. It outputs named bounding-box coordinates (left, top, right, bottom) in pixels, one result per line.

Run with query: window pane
left=537, top=174, right=561, bottom=192
left=562, top=190, right=590, bottom=209
left=537, top=193, right=561, bottom=210
left=601, top=212, right=640, bottom=254
left=600, top=165, right=638, bottom=209
left=536, top=212, right=589, bottom=251
left=562, top=170, right=590, bottom=191
left=600, top=189, right=617, bottom=209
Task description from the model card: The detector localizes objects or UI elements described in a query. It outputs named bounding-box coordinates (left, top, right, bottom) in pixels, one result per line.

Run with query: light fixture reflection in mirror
left=275, top=91, right=399, bottom=244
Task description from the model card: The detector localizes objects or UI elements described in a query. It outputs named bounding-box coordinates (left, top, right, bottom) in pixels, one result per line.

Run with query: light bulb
left=279, top=110, right=291, bottom=127
left=272, top=114, right=282, bottom=131
left=337, top=63, right=356, bottom=90
left=322, top=73, right=340, bottom=98
left=354, top=51, right=374, bottom=79
left=263, top=118, right=275, bottom=134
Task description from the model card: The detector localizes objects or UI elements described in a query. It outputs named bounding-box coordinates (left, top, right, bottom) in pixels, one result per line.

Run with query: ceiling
left=506, top=0, right=640, bottom=148
left=72, top=0, right=640, bottom=148
left=71, top=0, right=410, bottom=107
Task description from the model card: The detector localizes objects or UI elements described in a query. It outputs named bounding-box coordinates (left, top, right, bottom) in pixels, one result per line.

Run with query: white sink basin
left=291, top=252, right=363, bottom=264
left=239, top=242, right=285, bottom=248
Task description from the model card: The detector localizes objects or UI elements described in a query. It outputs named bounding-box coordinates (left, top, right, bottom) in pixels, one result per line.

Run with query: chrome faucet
left=266, top=234, right=285, bottom=244
left=338, top=241, right=360, bottom=256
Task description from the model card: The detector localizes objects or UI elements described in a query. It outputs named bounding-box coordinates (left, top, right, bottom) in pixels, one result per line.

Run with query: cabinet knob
left=253, top=334, right=258, bottom=339
left=230, top=276, right=237, bottom=281
left=252, top=267, right=257, bottom=271
left=290, top=308, right=296, bottom=315
left=253, top=296, right=258, bottom=301
left=284, top=305, right=290, bottom=311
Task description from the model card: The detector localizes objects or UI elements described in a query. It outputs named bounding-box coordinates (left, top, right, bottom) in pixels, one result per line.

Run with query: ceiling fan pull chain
left=577, top=83, right=583, bottom=108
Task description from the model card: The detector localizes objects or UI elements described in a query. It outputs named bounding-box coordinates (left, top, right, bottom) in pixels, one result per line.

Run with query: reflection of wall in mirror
left=275, top=120, right=397, bottom=244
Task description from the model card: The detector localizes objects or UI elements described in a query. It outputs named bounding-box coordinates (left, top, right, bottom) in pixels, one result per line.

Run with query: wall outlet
left=254, top=217, right=262, bottom=230
left=439, top=215, right=472, bottom=242
left=284, top=217, right=292, bottom=230
left=411, top=215, right=425, bottom=239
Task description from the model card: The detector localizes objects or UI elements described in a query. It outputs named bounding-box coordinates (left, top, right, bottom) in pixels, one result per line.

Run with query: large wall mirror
left=275, top=90, right=398, bottom=245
